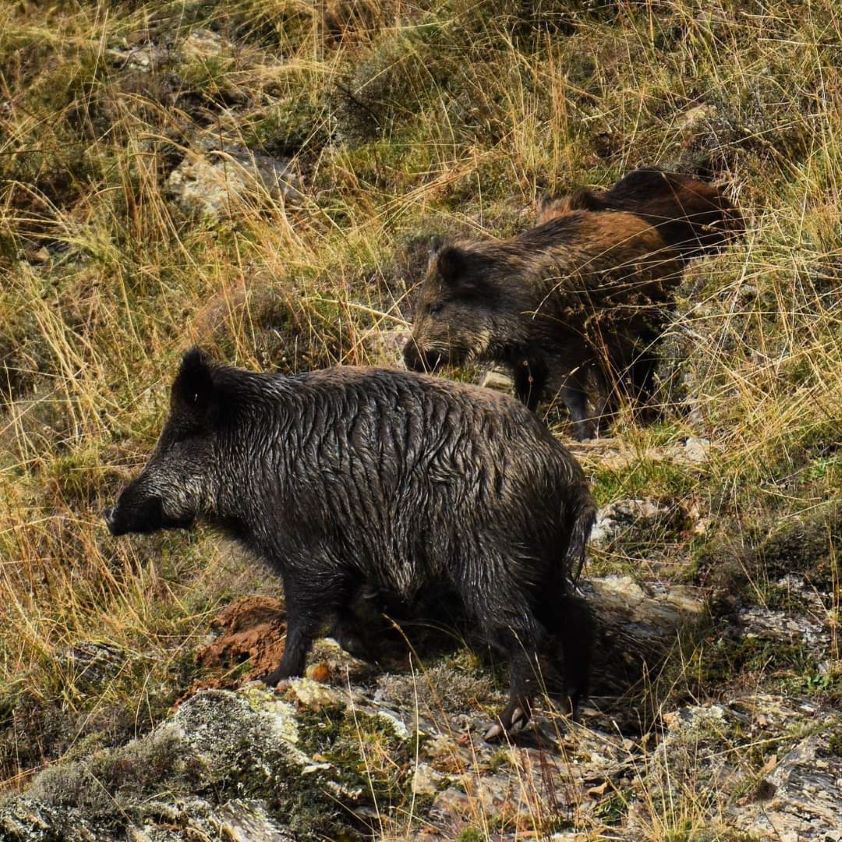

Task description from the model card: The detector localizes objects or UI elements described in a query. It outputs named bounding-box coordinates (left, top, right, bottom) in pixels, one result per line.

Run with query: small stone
left=411, top=763, right=441, bottom=797
left=683, top=436, right=711, bottom=463
left=480, top=368, right=514, bottom=393
left=677, top=103, right=716, bottom=132
left=287, top=677, right=342, bottom=709
left=306, top=662, right=331, bottom=683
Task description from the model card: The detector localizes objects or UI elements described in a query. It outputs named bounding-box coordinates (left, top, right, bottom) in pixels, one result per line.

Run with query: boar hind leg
left=467, top=585, right=545, bottom=740
left=484, top=635, right=543, bottom=741
left=553, top=594, right=595, bottom=715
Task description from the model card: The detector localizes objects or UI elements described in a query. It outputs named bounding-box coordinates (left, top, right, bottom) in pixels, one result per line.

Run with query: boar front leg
left=329, top=606, right=370, bottom=660
left=513, top=357, right=547, bottom=411
left=560, top=384, right=597, bottom=441
left=261, top=573, right=345, bottom=686
left=555, top=366, right=599, bottom=440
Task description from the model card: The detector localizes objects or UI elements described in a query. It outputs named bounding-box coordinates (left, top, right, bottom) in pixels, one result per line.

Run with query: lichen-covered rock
left=590, top=498, right=672, bottom=544
left=624, top=696, right=842, bottom=841
left=732, top=726, right=842, bottom=840
left=375, top=661, right=497, bottom=718
left=166, top=141, right=302, bottom=220
left=0, top=690, right=348, bottom=841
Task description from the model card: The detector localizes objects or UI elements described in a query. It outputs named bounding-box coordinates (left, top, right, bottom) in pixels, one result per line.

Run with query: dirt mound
left=196, top=596, right=287, bottom=683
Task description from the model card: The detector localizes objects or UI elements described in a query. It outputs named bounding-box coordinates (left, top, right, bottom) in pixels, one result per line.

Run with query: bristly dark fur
left=404, top=209, right=685, bottom=439
left=105, top=349, right=597, bottom=738
left=538, top=168, right=744, bottom=260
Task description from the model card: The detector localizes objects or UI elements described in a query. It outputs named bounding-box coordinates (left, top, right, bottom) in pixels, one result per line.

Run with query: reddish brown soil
left=195, top=596, right=287, bottom=684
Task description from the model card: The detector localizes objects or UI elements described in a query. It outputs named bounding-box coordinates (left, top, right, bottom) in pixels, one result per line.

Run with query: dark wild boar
left=403, top=211, right=685, bottom=439
left=105, top=348, right=596, bottom=738
left=538, top=168, right=743, bottom=260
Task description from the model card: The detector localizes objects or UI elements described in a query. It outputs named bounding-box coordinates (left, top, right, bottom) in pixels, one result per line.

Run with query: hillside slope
left=1, top=2, right=840, bottom=839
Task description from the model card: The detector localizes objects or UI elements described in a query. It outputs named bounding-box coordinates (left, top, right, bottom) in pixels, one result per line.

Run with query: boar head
left=104, top=348, right=221, bottom=536
left=403, top=244, right=504, bottom=372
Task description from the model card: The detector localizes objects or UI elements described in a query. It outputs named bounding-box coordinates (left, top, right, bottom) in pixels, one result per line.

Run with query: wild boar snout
left=403, top=339, right=444, bottom=373
left=103, top=487, right=169, bottom=536
left=102, top=506, right=117, bottom=533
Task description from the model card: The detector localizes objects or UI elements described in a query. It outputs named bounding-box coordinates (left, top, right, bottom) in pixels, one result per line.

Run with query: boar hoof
left=329, top=627, right=369, bottom=660
left=484, top=722, right=504, bottom=741
left=259, top=668, right=286, bottom=688
left=484, top=701, right=532, bottom=741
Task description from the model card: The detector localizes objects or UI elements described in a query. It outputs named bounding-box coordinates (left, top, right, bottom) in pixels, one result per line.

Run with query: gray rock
left=362, top=326, right=412, bottom=368
left=411, top=763, right=443, bottom=797
left=181, top=28, right=229, bottom=61
left=590, top=498, right=672, bottom=544
left=733, top=729, right=842, bottom=840
left=682, top=436, right=711, bottom=463
left=106, top=41, right=172, bottom=72
left=166, top=141, right=302, bottom=220
left=61, top=642, right=125, bottom=692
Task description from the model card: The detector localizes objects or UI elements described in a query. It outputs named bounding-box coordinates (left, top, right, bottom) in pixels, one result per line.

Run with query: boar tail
left=564, top=492, right=597, bottom=584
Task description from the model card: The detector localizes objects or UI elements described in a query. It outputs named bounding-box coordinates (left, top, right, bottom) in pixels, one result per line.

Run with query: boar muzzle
left=103, top=494, right=194, bottom=536
left=402, top=341, right=444, bottom=373
left=103, top=503, right=138, bottom=536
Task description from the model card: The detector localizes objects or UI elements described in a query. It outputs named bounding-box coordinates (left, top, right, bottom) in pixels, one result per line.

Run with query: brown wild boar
left=403, top=210, right=685, bottom=439
left=538, top=168, right=743, bottom=260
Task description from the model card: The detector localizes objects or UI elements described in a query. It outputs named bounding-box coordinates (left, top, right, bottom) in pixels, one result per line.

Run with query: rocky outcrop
left=166, top=140, right=302, bottom=220
left=0, top=689, right=346, bottom=841
left=2, top=571, right=837, bottom=841
left=0, top=575, right=704, bottom=840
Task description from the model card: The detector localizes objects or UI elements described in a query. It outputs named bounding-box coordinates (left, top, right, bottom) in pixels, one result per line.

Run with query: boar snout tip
left=403, top=342, right=442, bottom=373
left=402, top=341, right=423, bottom=371
left=102, top=506, right=121, bottom=536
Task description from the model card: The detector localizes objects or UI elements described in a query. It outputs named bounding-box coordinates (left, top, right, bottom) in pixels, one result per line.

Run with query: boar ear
left=172, top=347, right=217, bottom=420
left=435, top=245, right=467, bottom=285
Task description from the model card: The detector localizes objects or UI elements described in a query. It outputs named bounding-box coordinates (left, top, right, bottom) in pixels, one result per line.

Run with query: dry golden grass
left=1, top=0, right=840, bottom=837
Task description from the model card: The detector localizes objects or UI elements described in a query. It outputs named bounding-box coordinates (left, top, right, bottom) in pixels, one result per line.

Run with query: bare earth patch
left=196, top=596, right=287, bottom=684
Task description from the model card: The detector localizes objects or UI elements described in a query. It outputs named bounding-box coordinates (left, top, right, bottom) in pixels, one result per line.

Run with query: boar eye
left=429, top=303, right=444, bottom=316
